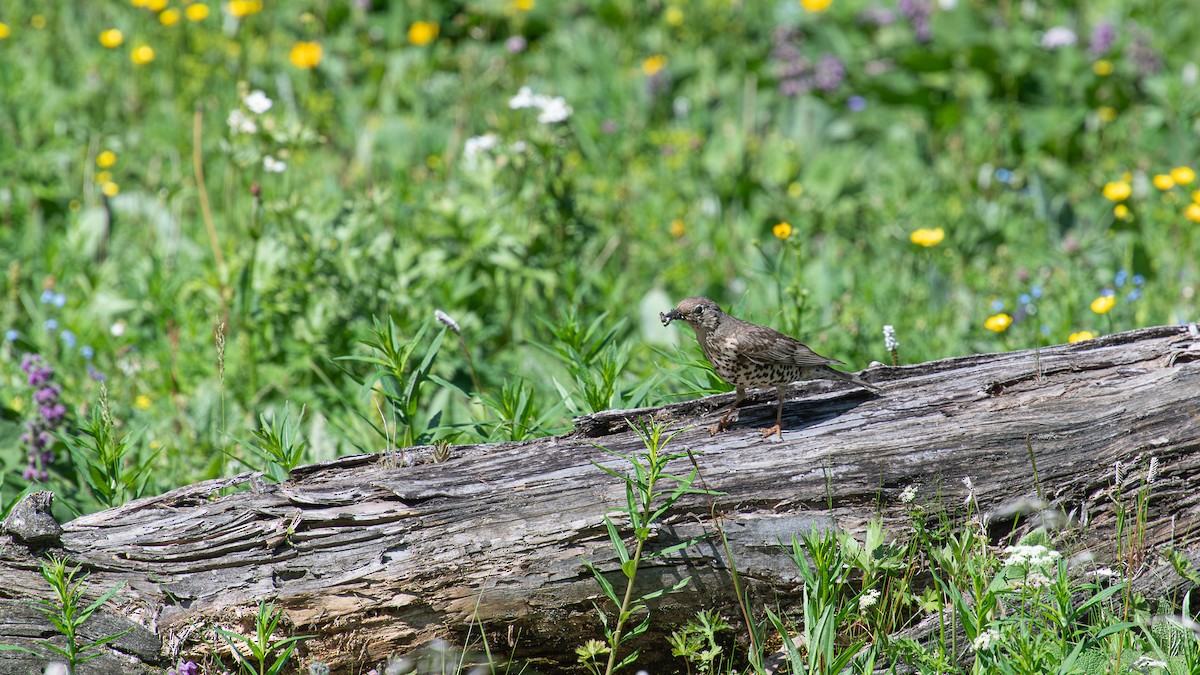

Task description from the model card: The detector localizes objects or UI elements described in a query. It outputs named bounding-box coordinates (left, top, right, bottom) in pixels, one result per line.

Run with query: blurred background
left=1, top=0, right=1198, bottom=517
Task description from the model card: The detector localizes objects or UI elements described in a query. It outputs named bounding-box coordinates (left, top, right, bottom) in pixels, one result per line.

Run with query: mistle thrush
left=661, top=296, right=881, bottom=438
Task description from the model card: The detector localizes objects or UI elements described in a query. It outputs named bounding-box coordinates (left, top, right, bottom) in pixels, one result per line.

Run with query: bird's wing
left=731, top=321, right=845, bottom=367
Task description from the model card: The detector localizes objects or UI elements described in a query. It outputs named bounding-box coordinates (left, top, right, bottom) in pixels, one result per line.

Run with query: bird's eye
left=694, top=306, right=704, bottom=315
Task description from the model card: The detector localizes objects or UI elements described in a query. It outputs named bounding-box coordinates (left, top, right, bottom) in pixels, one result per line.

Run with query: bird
left=661, top=296, right=880, bottom=438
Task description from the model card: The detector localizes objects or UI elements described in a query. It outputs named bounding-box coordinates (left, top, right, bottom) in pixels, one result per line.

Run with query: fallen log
left=1, top=324, right=1198, bottom=673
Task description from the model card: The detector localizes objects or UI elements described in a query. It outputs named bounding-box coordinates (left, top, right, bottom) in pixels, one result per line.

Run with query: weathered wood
left=1, top=325, right=1198, bottom=673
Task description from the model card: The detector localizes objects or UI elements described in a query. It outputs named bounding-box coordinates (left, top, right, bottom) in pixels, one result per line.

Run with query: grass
left=0, top=0, right=1198, bottom=671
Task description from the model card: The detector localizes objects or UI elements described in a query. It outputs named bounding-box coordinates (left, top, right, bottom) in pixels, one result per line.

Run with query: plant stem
left=604, top=537, right=646, bottom=675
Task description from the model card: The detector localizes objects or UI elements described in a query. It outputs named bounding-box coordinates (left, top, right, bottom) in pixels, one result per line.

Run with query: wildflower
left=1114, top=204, right=1130, bottom=219
left=504, top=35, right=526, bottom=53
left=244, top=90, right=273, bottom=114
left=145, top=0, right=167, bottom=10
left=1092, top=60, right=1113, bottom=76
left=1186, top=204, right=1200, bottom=223
left=186, top=4, right=210, bottom=21
left=60, top=330, right=77, bottom=348
left=1040, top=27, right=1077, bottom=49
left=4, top=329, right=17, bottom=341
left=664, top=6, right=684, bottom=25
left=984, top=313, right=1012, bottom=332
left=289, top=41, right=322, bottom=69
left=858, top=589, right=880, bottom=609
left=227, top=109, right=257, bottom=134
left=536, top=96, right=572, bottom=124
left=800, top=0, right=832, bottom=12
left=99, top=28, right=124, bottom=48
left=909, top=227, right=944, bottom=247
left=1193, top=189, right=1200, bottom=204
left=0, top=22, right=9, bottom=39
left=44, top=319, right=59, bottom=331
left=508, top=86, right=539, bottom=109
left=31, top=14, right=46, bottom=28
left=434, top=310, right=461, bottom=334
left=1068, top=331, right=1095, bottom=343
left=262, top=156, right=286, bottom=173
left=135, top=395, right=152, bottom=410
left=408, top=21, right=439, bottom=46
left=1088, top=21, right=1116, bottom=57
left=1089, top=567, right=1118, bottom=579
left=669, top=219, right=685, bottom=238
left=883, top=325, right=899, bottom=352
left=972, top=628, right=1000, bottom=652
left=1097, top=106, right=1117, bottom=123
left=160, top=8, right=181, bottom=26
left=962, top=476, right=976, bottom=505
left=995, top=168, right=1014, bottom=184
left=773, top=222, right=792, bottom=239
left=513, top=0, right=535, bottom=10
left=1002, top=544, right=1060, bottom=567
left=847, top=95, right=866, bottom=112
left=463, top=133, right=498, bottom=162
left=101, top=182, right=120, bottom=197
left=1022, top=571, right=1053, bottom=590
left=81, top=345, right=95, bottom=360
left=642, top=55, right=668, bottom=77
left=19, top=354, right=66, bottom=482
left=226, top=0, right=262, bottom=18
left=899, top=483, right=918, bottom=504
left=111, top=320, right=127, bottom=337
left=1091, top=295, right=1115, bottom=314
left=1102, top=180, right=1131, bottom=201
left=131, top=45, right=156, bottom=65
left=1171, top=167, right=1196, bottom=185
left=787, top=182, right=804, bottom=198
left=814, top=54, right=845, bottom=91
left=97, top=150, right=117, bottom=169
left=1153, top=174, right=1175, bottom=190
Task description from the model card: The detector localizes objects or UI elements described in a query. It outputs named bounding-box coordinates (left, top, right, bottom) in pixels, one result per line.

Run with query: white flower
left=263, top=156, right=287, bottom=173
left=434, top=309, right=461, bottom=334
left=110, top=320, right=127, bottom=337
left=858, top=589, right=880, bottom=610
left=1041, top=26, right=1077, bottom=49
left=226, top=109, right=257, bottom=134
left=510, top=141, right=527, bottom=153
left=883, top=325, right=899, bottom=352
left=244, top=89, right=273, bottom=115
left=672, top=96, right=692, bottom=118
left=508, top=86, right=539, bottom=110
left=1023, top=571, right=1052, bottom=590
left=537, top=96, right=573, bottom=124
left=463, top=133, right=499, bottom=162
left=972, top=628, right=1000, bottom=652
left=899, top=484, right=919, bottom=504
left=1002, top=544, right=1061, bottom=568
left=1089, top=567, right=1118, bottom=579
left=962, top=475, right=975, bottom=505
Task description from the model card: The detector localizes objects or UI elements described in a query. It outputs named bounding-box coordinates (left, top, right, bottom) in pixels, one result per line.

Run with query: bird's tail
left=817, top=366, right=882, bottom=393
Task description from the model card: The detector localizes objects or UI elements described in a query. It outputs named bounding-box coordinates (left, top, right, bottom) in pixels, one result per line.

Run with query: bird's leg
left=710, top=387, right=745, bottom=435
left=761, top=385, right=784, bottom=439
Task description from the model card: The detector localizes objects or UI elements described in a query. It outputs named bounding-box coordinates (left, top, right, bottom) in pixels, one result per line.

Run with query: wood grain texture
left=1, top=324, right=1198, bottom=672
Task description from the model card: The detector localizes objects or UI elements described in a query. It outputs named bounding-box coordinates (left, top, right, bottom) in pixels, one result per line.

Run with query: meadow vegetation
left=1, top=0, right=1199, bottom=672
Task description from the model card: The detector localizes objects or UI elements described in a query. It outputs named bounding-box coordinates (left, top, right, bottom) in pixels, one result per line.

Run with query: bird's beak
left=660, top=308, right=683, bottom=326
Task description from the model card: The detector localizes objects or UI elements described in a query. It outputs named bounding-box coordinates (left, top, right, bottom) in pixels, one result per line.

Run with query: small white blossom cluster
left=1088, top=567, right=1118, bottom=580
left=263, top=156, right=287, bottom=173
left=227, top=89, right=291, bottom=174
left=972, top=628, right=1000, bottom=652
left=463, top=133, right=499, bottom=162
left=882, top=324, right=899, bottom=352
left=1011, top=570, right=1053, bottom=591
left=1041, top=26, right=1077, bottom=49
left=1002, top=544, right=1061, bottom=568
left=509, top=86, right=573, bottom=124
left=899, top=484, right=919, bottom=504
left=858, top=588, right=881, bottom=610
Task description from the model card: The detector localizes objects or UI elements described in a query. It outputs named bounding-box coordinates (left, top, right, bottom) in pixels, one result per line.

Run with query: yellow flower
left=99, top=28, right=124, bottom=48
left=669, top=219, right=685, bottom=238
left=773, top=221, right=793, bottom=239
left=664, top=6, right=684, bottom=25
left=642, top=55, right=668, bottom=77
left=97, top=151, right=117, bottom=168
left=1092, top=60, right=1113, bottom=76
left=289, top=41, right=322, bottom=68
left=1153, top=174, right=1175, bottom=190
left=226, top=0, right=262, bottom=18
left=1091, top=295, right=1115, bottom=314
left=909, top=227, right=945, bottom=247
left=0, top=22, right=9, bottom=39
left=1113, top=203, right=1129, bottom=220
left=1170, top=166, right=1195, bottom=185
left=513, top=0, right=535, bottom=10
left=134, top=394, right=152, bottom=410
left=186, top=3, right=210, bottom=20
left=131, top=45, right=156, bottom=64
left=408, top=21, right=439, bottom=46
left=31, top=14, right=46, bottom=29
left=800, top=0, right=832, bottom=12
left=95, top=171, right=112, bottom=184
left=1101, top=180, right=1131, bottom=202
left=101, top=181, right=120, bottom=197
left=146, top=0, right=167, bottom=10
left=131, top=0, right=149, bottom=6
left=984, top=313, right=1012, bottom=333
left=1068, top=331, right=1095, bottom=343
left=160, top=8, right=181, bottom=25
left=1185, top=203, right=1200, bottom=223
left=1098, top=106, right=1117, bottom=123
left=787, top=182, right=804, bottom=198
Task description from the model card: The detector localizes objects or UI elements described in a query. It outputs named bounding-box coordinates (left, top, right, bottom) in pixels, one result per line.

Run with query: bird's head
left=660, top=296, right=724, bottom=332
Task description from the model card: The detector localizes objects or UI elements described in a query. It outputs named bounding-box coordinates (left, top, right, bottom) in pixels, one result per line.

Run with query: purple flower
left=505, top=35, right=527, bottom=53
left=847, top=95, right=867, bottom=112
left=168, top=661, right=200, bottom=675
left=601, top=119, right=618, bottom=134
left=88, top=365, right=106, bottom=382
left=1089, top=21, right=1116, bottom=57
left=17, top=354, right=67, bottom=483
left=898, top=0, right=932, bottom=42
left=814, top=55, right=845, bottom=92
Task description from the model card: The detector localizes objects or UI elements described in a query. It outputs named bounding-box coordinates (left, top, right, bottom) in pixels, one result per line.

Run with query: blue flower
left=1115, top=269, right=1128, bottom=287
left=40, top=289, right=55, bottom=304
left=1126, top=288, right=1142, bottom=302
left=81, top=345, right=95, bottom=360
left=1102, top=287, right=1115, bottom=298
left=995, top=168, right=1013, bottom=184
left=1030, top=285, right=1043, bottom=298
left=1132, top=274, right=1145, bottom=286
left=87, top=365, right=106, bottom=382
left=1040, top=325, right=1050, bottom=336
left=1019, top=294, right=1032, bottom=306
left=44, top=319, right=58, bottom=331
left=847, top=95, right=867, bottom=112
left=990, top=299, right=1005, bottom=312
left=4, top=329, right=16, bottom=341
left=60, top=330, right=76, bottom=348
left=52, top=293, right=66, bottom=308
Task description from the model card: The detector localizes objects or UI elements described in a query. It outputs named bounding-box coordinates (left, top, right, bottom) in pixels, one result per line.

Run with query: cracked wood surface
left=1, top=325, right=1198, bottom=672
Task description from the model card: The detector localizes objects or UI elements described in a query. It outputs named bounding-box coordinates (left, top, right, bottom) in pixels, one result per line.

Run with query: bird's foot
left=760, top=424, right=782, bottom=440
left=709, top=415, right=735, bottom=436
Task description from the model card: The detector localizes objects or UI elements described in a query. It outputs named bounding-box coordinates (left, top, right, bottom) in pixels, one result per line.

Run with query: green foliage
left=215, top=600, right=312, bottom=675
left=60, top=385, right=157, bottom=510
left=228, top=403, right=309, bottom=482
